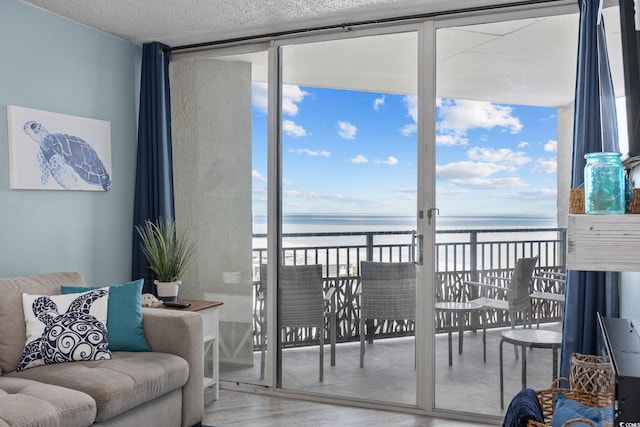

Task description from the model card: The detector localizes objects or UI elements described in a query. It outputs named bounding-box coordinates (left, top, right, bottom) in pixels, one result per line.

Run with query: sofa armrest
left=142, top=308, right=203, bottom=427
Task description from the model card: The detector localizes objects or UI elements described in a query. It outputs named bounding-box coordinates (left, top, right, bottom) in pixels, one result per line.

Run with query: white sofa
left=0, top=272, right=204, bottom=427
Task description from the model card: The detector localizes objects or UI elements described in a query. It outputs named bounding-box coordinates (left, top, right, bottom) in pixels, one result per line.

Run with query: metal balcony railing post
left=365, top=232, right=374, bottom=343
left=470, top=230, right=479, bottom=285
left=469, top=231, right=481, bottom=331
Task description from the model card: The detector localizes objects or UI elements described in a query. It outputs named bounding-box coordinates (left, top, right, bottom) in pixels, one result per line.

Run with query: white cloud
left=283, top=120, right=307, bottom=137
left=438, top=99, right=523, bottom=134
left=437, top=161, right=510, bottom=179
left=448, top=176, right=527, bottom=189
left=399, top=95, right=418, bottom=136
left=467, top=147, right=531, bottom=167
left=252, top=170, right=267, bottom=182
left=338, top=121, right=358, bottom=139
left=532, top=158, right=557, bottom=174
left=391, top=187, right=416, bottom=193
left=282, top=85, right=309, bottom=116
left=252, top=82, right=309, bottom=116
left=289, top=148, right=330, bottom=157
left=350, top=154, right=368, bottom=164
left=518, top=141, right=530, bottom=148
left=380, top=156, right=399, bottom=166
left=436, top=133, right=468, bottom=146
left=283, top=190, right=376, bottom=206
left=435, top=98, right=523, bottom=147
left=404, top=95, right=418, bottom=122
left=436, top=161, right=527, bottom=188
left=373, top=96, right=385, bottom=110
left=401, top=123, right=418, bottom=136
left=437, top=188, right=468, bottom=198
left=514, top=189, right=557, bottom=200
left=251, top=82, right=268, bottom=114
left=544, top=140, right=558, bottom=152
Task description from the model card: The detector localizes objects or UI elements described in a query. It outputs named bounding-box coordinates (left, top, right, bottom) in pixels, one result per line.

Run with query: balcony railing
left=252, top=227, right=567, bottom=350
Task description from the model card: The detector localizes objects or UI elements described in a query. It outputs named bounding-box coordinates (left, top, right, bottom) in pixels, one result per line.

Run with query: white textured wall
left=557, top=102, right=574, bottom=229
left=621, top=273, right=640, bottom=326
left=170, top=58, right=254, bottom=367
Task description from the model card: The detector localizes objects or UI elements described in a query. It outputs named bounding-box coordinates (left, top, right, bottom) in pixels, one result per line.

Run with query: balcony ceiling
left=21, top=0, right=624, bottom=107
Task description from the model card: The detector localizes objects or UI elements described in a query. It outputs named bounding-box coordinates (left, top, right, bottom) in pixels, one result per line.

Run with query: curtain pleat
left=560, top=0, right=620, bottom=378
left=132, top=42, right=175, bottom=293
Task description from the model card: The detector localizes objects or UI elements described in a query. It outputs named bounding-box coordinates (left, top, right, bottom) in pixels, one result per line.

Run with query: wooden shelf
left=567, top=214, right=640, bottom=271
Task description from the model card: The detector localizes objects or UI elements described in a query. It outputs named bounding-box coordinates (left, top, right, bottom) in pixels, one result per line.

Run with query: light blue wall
left=0, top=0, right=141, bottom=284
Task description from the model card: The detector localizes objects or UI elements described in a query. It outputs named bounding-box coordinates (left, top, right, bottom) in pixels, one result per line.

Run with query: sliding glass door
left=275, top=29, right=420, bottom=405
left=168, top=1, right=585, bottom=419
left=432, top=9, right=577, bottom=417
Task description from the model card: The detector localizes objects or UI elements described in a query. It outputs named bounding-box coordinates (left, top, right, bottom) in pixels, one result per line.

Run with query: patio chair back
left=360, top=261, right=416, bottom=320
left=507, top=256, right=539, bottom=313
left=259, top=264, right=328, bottom=381
left=279, top=264, right=324, bottom=328
left=359, top=261, right=416, bottom=368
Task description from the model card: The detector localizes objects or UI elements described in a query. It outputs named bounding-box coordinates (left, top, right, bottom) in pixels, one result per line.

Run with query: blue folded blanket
left=503, top=388, right=545, bottom=427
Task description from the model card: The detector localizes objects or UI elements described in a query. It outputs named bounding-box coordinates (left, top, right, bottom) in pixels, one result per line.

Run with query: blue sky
left=251, top=83, right=559, bottom=220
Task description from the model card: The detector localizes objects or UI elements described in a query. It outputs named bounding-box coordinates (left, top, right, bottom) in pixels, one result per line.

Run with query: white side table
left=499, top=329, right=562, bottom=409
left=434, top=301, right=486, bottom=366
left=163, top=299, right=223, bottom=400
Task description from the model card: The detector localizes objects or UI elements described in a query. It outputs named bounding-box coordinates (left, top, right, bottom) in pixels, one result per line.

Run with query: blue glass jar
left=584, top=152, right=625, bottom=214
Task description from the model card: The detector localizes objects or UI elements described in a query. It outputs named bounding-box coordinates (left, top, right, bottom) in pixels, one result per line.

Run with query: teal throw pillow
left=62, top=279, right=151, bottom=352
left=550, top=392, right=614, bottom=427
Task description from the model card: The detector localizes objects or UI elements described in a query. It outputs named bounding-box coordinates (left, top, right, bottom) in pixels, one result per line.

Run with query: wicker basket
left=569, top=189, right=585, bottom=214
left=629, top=188, right=640, bottom=214
left=526, top=378, right=614, bottom=427
left=570, top=353, right=614, bottom=395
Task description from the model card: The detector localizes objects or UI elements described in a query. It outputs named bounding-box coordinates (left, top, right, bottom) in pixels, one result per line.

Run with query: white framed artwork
left=7, top=106, right=112, bottom=191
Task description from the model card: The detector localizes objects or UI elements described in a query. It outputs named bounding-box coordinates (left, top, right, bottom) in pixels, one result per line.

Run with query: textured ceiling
left=22, top=0, right=540, bottom=46
left=18, top=0, right=626, bottom=107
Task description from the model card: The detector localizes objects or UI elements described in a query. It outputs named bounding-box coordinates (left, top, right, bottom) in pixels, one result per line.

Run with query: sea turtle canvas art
left=23, top=121, right=112, bottom=191
left=7, top=105, right=112, bottom=192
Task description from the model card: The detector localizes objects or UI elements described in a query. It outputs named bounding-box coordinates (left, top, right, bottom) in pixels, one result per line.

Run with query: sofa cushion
left=0, top=272, right=86, bottom=374
left=18, top=288, right=111, bottom=371
left=6, top=351, right=189, bottom=423
left=62, top=278, right=151, bottom=352
left=0, top=376, right=96, bottom=427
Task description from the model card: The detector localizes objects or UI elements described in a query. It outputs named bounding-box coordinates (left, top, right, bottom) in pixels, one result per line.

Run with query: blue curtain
left=560, top=0, right=620, bottom=378
left=132, top=42, right=175, bottom=293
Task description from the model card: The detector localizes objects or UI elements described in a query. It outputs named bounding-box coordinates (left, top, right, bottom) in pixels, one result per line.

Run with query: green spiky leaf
left=135, top=217, right=197, bottom=282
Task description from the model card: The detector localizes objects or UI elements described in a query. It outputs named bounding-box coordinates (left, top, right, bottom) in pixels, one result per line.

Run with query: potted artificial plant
left=136, top=217, right=196, bottom=302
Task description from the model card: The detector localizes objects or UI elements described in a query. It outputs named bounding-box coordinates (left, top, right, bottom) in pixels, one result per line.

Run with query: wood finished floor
left=204, top=389, right=495, bottom=426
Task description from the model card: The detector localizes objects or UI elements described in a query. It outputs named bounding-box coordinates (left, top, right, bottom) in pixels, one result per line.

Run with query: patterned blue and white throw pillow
left=18, top=288, right=111, bottom=371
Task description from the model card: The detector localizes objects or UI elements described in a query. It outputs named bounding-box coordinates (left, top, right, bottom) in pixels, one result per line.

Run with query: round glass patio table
left=434, top=301, right=486, bottom=367
left=499, top=329, right=562, bottom=409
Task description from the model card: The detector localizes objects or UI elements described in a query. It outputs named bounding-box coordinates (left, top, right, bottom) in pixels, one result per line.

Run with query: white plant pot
left=155, top=280, right=181, bottom=302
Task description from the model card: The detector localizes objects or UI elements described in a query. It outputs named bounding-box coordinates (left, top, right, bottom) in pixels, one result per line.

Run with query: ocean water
left=252, top=213, right=557, bottom=234
left=252, top=214, right=561, bottom=271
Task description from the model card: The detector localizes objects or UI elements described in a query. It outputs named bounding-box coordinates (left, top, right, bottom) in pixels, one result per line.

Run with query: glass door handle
left=427, top=208, right=439, bottom=225
left=416, top=234, right=423, bottom=265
